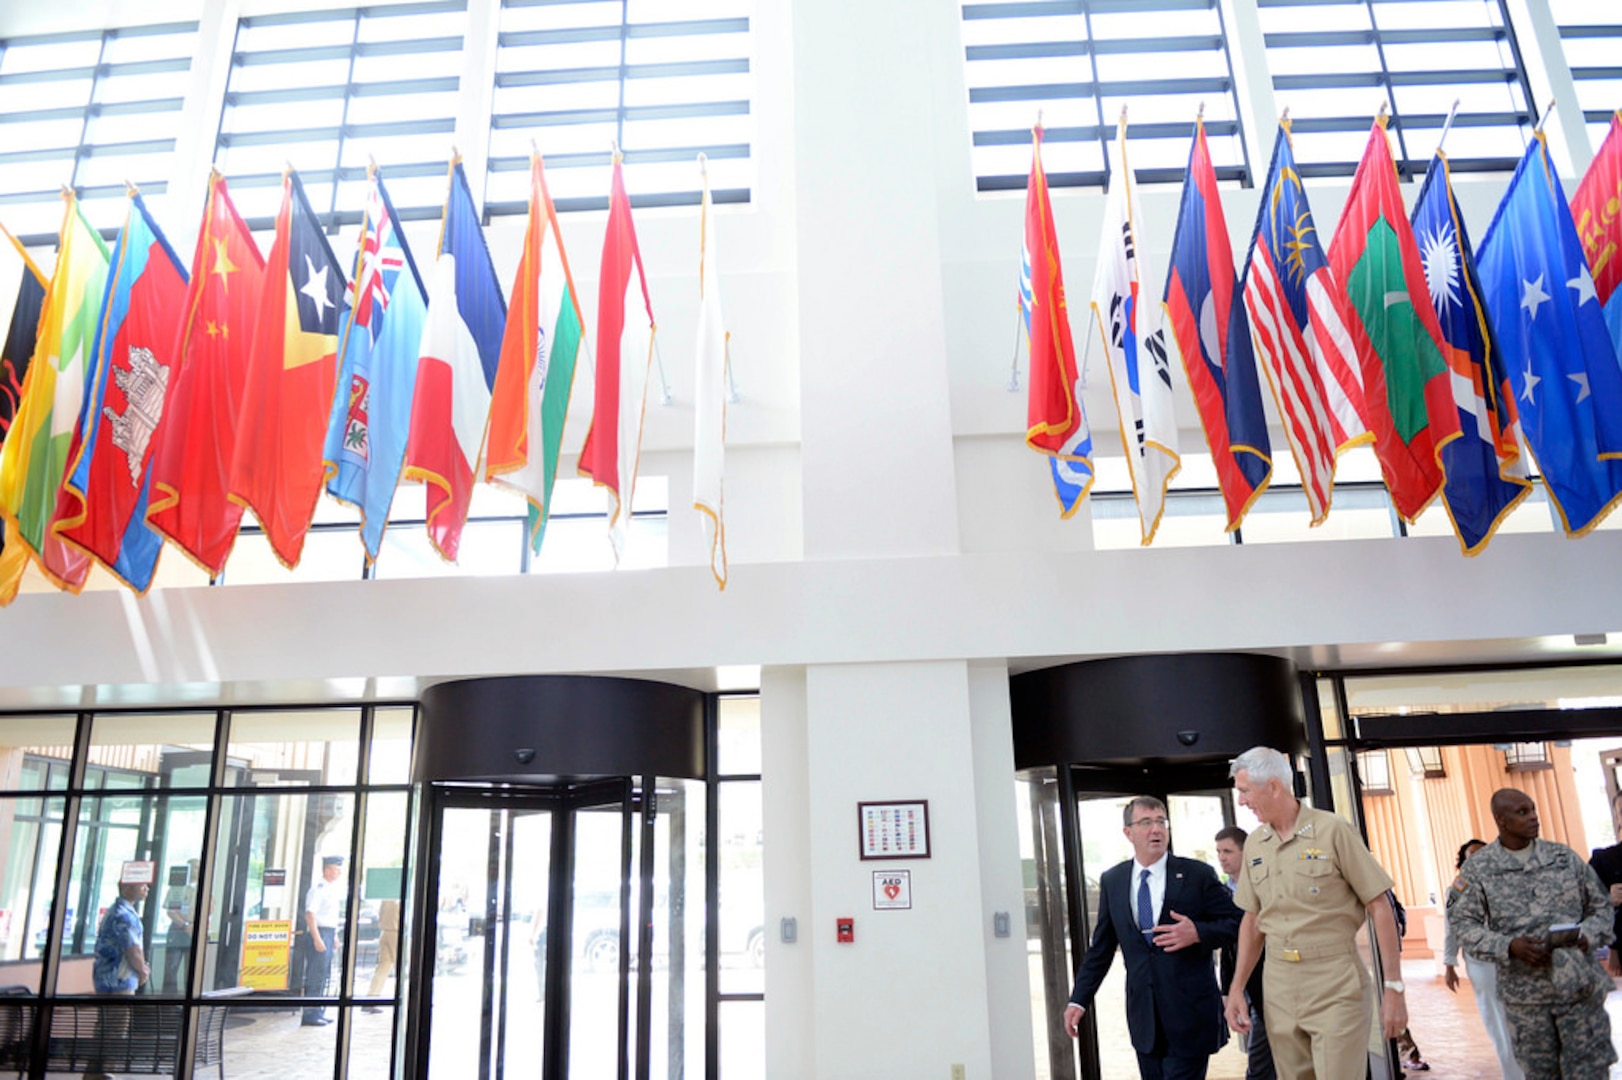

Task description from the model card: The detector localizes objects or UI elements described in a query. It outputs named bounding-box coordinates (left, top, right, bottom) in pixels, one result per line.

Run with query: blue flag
left=1410, top=152, right=1531, bottom=554
left=323, top=174, right=428, bottom=562
left=1477, top=134, right=1622, bottom=536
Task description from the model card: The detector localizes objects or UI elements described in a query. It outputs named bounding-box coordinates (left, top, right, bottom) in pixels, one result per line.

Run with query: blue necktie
left=1138, top=868, right=1154, bottom=943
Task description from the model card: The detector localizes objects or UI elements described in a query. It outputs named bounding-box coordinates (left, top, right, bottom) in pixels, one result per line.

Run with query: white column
left=1504, top=0, right=1591, bottom=175
left=790, top=0, right=962, bottom=561
left=761, top=665, right=815, bottom=1078
left=1220, top=0, right=1281, bottom=169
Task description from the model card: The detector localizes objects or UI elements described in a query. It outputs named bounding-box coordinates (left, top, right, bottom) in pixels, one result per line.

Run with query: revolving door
left=404, top=676, right=707, bottom=1080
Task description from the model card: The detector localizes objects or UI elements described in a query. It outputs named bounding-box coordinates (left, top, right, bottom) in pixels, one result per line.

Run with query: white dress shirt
left=305, top=877, right=347, bottom=930
left=1132, top=852, right=1169, bottom=932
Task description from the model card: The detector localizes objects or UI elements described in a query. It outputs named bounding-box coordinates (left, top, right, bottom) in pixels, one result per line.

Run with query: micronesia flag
left=323, top=172, right=427, bottom=562
left=1477, top=133, right=1622, bottom=536
left=55, top=194, right=189, bottom=593
left=1410, top=151, right=1530, bottom=554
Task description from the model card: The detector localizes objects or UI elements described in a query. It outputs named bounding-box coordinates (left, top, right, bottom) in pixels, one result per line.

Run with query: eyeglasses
left=1130, top=817, right=1169, bottom=830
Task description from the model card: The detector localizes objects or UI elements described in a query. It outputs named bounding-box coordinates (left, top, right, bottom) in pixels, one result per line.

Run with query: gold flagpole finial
left=125, top=179, right=140, bottom=198
left=367, top=154, right=378, bottom=179
left=1535, top=99, right=1557, bottom=134
left=698, top=151, right=709, bottom=179
left=530, top=137, right=540, bottom=162
left=61, top=184, right=74, bottom=201
left=449, top=144, right=462, bottom=167
left=1197, top=100, right=1205, bottom=120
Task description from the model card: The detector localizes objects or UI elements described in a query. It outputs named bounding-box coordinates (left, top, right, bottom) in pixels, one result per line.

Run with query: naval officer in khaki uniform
left=1222, top=747, right=1407, bottom=1080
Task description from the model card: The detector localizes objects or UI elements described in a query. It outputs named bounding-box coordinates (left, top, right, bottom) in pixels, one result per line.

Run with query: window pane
left=351, top=791, right=408, bottom=997
left=203, top=793, right=353, bottom=998
left=194, top=1004, right=338, bottom=1077
left=0, top=717, right=77, bottom=790
left=222, top=529, right=367, bottom=585
left=717, top=782, right=762, bottom=995
left=719, top=999, right=764, bottom=1078
left=226, top=710, right=361, bottom=787
left=367, top=708, right=414, bottom=786
left=649, top=779, right=706, bottom=1079
left=60, top=793, right=207, bottom=994
left=87, top=713, right=216, bottom=789
left=0, top=796, right=66, bottom=988
left=717, top=696, right=760, bottom=776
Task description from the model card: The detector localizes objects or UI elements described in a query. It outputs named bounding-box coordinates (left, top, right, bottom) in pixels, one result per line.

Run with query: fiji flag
left=404, top=160, right=506, bottom=562
left=54, top=195, right=189, bottom=592
left=1162, top=119, right=1271, bottom=530
left=1410, top=151, right=1530, bottom=554
left=323, top=172, right=427, bottom=562
left=1477, top=133, right=1622, bottom=536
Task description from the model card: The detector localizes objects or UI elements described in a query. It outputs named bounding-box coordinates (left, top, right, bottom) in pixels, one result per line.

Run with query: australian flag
left=1477, top=135, right=1622, bottom=536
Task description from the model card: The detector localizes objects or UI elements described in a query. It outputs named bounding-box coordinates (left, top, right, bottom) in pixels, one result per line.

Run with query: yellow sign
left=241, top=920, right=292, bottom=990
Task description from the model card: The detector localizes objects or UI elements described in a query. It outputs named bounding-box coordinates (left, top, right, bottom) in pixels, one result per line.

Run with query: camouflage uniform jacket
left=1448, top=838, right=1615, bottom=1004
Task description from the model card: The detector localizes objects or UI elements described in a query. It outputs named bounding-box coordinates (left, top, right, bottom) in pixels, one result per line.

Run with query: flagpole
left=1435, top=98, right=1461, bottom=154
left=1007, top=303, right=1023, bottom=392
left=1536, top=98, right=1556, bottom=133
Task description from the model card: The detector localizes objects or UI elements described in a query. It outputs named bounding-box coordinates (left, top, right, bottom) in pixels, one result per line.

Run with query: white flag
left=693, top=163, right=728, bottom=588
left=1090, top=120, right=1181, bottom=543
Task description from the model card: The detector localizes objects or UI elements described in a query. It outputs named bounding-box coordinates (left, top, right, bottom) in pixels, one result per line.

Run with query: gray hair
left=1230, top=746, right=1292, bottom=788
left=1122, top=796, right=1168, bottom=827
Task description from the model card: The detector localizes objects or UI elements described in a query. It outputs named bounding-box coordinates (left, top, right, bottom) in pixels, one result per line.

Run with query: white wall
left=3, top=2, right=1622, bottom=1077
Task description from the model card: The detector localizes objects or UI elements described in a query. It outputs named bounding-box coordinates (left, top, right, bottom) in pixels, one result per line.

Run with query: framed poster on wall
left=858, top=800, right=930, bottom=860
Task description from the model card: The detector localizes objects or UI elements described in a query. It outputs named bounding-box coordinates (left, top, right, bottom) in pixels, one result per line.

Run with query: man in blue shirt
left=89, top=877, right=151, bottom=1080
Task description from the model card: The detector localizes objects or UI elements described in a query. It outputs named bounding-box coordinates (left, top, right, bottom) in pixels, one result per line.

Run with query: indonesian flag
left=404, top=160, right=506, bottom=563
left=485, top=153, right=585, bottom=555
left=578, top=155, right=655, bottom=563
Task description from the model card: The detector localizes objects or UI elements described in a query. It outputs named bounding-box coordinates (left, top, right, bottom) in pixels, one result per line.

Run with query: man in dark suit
left=1216, top=826, right=1275, bottom=1080
left=1064, top=796, right=1242, bottom=1080
left=1588, top=813, right=1622, bottom=976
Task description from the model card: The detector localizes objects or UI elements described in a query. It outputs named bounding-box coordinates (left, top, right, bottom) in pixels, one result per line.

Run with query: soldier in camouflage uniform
left=1449, top=789, right=1616, bottom=1080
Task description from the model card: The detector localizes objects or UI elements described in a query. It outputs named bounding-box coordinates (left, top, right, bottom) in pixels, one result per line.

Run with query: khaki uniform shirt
left=1234, top=804, right=1393, bottom=953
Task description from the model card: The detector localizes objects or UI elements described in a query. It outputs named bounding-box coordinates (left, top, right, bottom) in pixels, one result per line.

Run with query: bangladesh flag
left=1328, top=121, right=1462, bottom=522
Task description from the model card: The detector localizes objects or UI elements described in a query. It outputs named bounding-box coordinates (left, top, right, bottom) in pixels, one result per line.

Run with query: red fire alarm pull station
left=836, top=917, right=854, bottom=943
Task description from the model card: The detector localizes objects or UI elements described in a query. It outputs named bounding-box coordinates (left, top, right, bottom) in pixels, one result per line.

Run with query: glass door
left=419, top=781, right=637, bottom=1080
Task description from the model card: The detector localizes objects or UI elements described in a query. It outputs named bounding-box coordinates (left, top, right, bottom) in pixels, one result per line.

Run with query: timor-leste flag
left=1327, top=120, right=1461, bottom=523
left=146, top=173, right=266, bottom=577
left=578, top=154, right=656, bottom=562
left=1572, top=111, right=1622, bottom=352
left=485, top=152, right=585, bottom=556
left=0, top=193, right=108, bottom=601
left=54, top=194, right=189, bottom=593
left=228, top=170, right=347, bottom=569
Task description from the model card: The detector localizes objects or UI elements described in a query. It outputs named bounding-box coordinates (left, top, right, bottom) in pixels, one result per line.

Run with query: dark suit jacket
left=1218, top=881, right=1264, bottom=1010
left=1589, top=842, right=1622, bottom=942
left=1068, top=854, right=1240, bottom=1057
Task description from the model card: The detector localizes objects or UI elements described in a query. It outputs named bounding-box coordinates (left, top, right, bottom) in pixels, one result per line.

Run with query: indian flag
left=486, top=153, right=585, bottom=554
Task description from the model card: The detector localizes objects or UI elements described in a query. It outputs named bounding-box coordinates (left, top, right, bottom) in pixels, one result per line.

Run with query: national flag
left=1411, top=150, right=1530, bottom=554
left=1243, top=122, right=1369, bottom=525
left=0, top=227, right=47, bottom=446
left=228, top=170, right=347, bottom=568
left=691, top=159, right=729, bottom=586
left=578, top=154, right=656, bottom=561
left=405, top=160, right=506, bottom=563
left=53, top=194, right=189, bottom=593
left=1571, top=111, right=1622, bottom=351
left=0, top=193, right=108, bottom=600
left=322, top=170, right=427, bottom=563
left=485, top=153, right=585, bottom=556
left=1019, top=125, right=1093, bottom=514
left=1092, top=119, right=1180, bottom=543
left=146, top=173, right=266, bottom=577
left=1162, top=119, right=1271, bottom=530
left=1328, top=120, right=1460, bottom=523
left=1477, top=133, right=1622, bottom=536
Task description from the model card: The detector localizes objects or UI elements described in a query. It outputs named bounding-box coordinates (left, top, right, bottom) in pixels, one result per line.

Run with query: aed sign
left=872, top=869, right=912, bottom=911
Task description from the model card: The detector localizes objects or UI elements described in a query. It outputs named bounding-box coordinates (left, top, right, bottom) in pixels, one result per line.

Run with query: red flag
left=578, top=155, right=656, bottom=561
left=1022, top=125, right=1085, bottom=458
left=147, top=174, right=265, bottom=577
left=228, top=171, right=346, bottom=568
left=1573, top=111, right=1622, bottom=305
